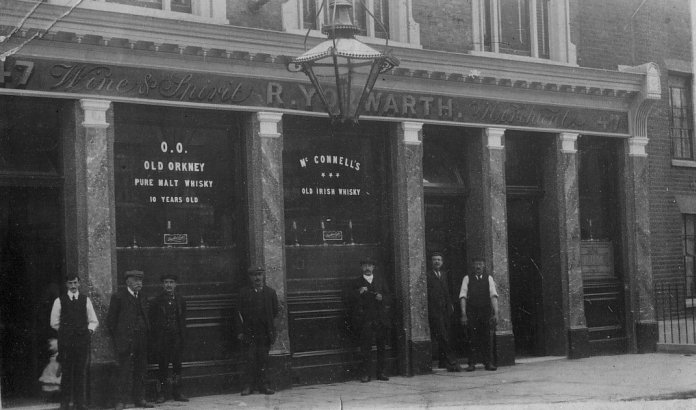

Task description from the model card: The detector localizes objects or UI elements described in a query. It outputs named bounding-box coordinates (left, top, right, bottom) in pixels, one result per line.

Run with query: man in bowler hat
left=235, top=265, right=279, bottom=396
left=50, top=274, right=99, bottom=410
left=347, top=258, right=392, bottom=383
left=427, top=252, right=461, bottom=372
left=106, top=270, right=154, bottom=409
left=459, top=257, right=499, bottom=371
left=149, top=273, right=189, bottom=403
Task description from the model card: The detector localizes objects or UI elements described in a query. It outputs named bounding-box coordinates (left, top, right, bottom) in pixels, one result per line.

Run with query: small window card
left=322, top=231, right=343, bottom=241
left=164, top=233, right=188, bottom=245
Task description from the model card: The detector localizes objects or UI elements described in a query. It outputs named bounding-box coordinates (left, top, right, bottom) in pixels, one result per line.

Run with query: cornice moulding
left=0, top=1, right=648, bottom=107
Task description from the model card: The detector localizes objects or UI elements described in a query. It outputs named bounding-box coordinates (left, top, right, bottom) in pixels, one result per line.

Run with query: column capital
left=80, top=99, right=111, bottom=129
left=628, top=136, right=649, bottom=157
left=257, top=111, right=283, bottom=138
left=559, top=132, right=579, bottom=154
left=485, top=127, right=505, bottom=150
left=400, top=121, right=424, bottom=145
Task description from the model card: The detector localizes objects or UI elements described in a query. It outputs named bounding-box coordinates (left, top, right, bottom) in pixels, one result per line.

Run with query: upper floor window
left=472, top=0, right=575, bottom=64
left=283, top=0, right=420, bottom=47
left=48, top=0, right=228, bottom=24
left=669, top=75, right=694, bottom=160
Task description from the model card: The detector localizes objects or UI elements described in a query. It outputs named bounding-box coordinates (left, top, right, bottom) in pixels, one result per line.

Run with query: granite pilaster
left=249, top=112, right=292, bottom=388
left=623, top=137, right=657, bottom=353
left=540, top=133, right=588, bottom=358
left=392, top=121, right=431, bottom=376
left=64, top=99, right=117, bottom=406
left=466, top=128, right=514, bottom=366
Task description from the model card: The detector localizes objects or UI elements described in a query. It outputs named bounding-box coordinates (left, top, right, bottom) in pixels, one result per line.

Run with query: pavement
left=10, top=353, right=696, bottom=410
left=149, top=353, right=696, bottom=410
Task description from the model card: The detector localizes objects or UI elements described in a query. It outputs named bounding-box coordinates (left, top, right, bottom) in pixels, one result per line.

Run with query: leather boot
left=172, top=374, right=189, bottom=401
left=258, top=383, right=275, bottom=395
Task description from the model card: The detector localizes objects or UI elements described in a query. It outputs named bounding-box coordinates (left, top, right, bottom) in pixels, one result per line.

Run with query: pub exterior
left=0, top=0, right=675, bottom=407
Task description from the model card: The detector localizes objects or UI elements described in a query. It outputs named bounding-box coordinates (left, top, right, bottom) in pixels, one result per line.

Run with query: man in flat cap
left=459, top=257, right=499, bottom=371
left=106, top=270, right=154, bottom=409
left=427, top=252, right=461, bottom=372
left=149, top=273, right=188, bottom=403
left=347, top=258, right=392, bottom=383
left=235, top=265, right=279, bottom=396
left=50, top=274, right=99, bottom=410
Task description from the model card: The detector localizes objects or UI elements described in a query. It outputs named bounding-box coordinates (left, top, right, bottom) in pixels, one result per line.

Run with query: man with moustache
left=459, top=257, right=499, bottom=371
left=427, top=252, right=461, bottom=372
left=235, top=266, right=279, bottom=396
left=347, top=258, right=392, bottom=383
left=149, top=274, right=189, bottom=403
left=50, top=275, right=99, bottom=410
left=106, top=270, right=154, bottom=410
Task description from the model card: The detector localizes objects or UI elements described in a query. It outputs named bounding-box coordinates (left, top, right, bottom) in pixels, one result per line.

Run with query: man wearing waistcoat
left=459, top=257, right=499, bottom=371
left=347, top=258, right=392, bottom=383
left=235, top=266, right=279, bottom=396
left=149, top=274, right=189, bottom=403
left=50, top=275, right=99, bottom=410
left=106, top=270, right=154, bottom=410
left=426, top=252, right=461, bottom=372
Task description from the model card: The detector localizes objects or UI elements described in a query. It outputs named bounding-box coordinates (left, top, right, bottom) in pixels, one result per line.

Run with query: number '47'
left=0, top=60, right=35, bottom=88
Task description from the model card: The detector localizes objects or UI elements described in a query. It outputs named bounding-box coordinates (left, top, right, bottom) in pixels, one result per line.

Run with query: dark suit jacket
left=149, top=292, right=187, bottom=347
left=106, top=289, right=150, bottom=355
left=347, top=274, right=392, bottom=331
left=235, top=286, right=279, bottom=344
left=427, top=269, right=454, bottom=321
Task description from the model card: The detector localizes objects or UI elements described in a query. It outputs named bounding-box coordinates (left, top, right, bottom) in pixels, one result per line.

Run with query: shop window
left=283, top=119, right=388, bottom=247
left=669, top=75, right=694, bottom=160
left=684, top=215, right=696, bottom=296
left=283, top=0, right=421, bottom=46
left=114, top=105, right=241, bottom=251
left=422, top=128, right=467, bottom=193
left=504, top=133, right=544, bottom=190
left=472, top=0, right=574, bottom=63
left=578, top=138, right=619, bottom=242
left=48, top=0, right=228, bottom=24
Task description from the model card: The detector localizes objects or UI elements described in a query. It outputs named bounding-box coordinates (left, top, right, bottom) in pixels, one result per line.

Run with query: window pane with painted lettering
left=114, top=105, right=239, bottom=248
left=283, top=119, right=387, bottom=246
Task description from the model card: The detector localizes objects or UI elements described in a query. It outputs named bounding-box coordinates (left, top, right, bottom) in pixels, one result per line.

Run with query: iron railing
left=654, top=282, right=696, bottom=345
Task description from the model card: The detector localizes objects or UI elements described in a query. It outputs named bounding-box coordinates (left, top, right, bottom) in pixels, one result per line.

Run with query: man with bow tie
left=427, top=252, right=461, bottom=372
left=50, top=275, right=99, bottom=410
left=459, top=257, right=499, bottom=371
left=347, top=258, right=392, bottom=383
left=106, top=270, right=154, bottom=409
left=149, top=274, right=189, bottom=403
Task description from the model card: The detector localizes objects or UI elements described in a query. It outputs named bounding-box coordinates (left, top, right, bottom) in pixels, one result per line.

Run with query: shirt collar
left=127, top=287, right=136, bottom=297
left=67, top=290, right=80, bottom=298
left=363, top=274, right=374, bottom=283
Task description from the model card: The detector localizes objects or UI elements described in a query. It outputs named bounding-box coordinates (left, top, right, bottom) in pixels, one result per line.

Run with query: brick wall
left=574, top=0, right=694, bottom=285
left=412, top=0, right=473, bottom=53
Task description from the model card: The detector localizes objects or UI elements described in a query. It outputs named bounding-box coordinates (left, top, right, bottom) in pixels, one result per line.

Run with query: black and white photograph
left=0, top=0, right=695, bottom=409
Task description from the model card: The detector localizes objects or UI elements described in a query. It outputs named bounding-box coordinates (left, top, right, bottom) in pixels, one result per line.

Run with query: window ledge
left=284, top=29, right=423, bottom=50
left=672, top=159, right=696, bottom=168
left=49, top=0, right=229, bottom=25
left=469, top=50, right=578, bottom=67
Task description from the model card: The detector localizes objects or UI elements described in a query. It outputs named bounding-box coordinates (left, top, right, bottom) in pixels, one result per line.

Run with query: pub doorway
left=505, top=133, right=548, bottom=357
left=422, top=126, right=469, bottom=359
left=424, top=195, right=467, bottom=357
left=0, top=187, right=64, bottom=407
left=0, top=96, right=66, bottom=407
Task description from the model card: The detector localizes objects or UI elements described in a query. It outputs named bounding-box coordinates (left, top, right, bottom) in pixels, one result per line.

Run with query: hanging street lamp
left=285, top=0, right=399, bottom=123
